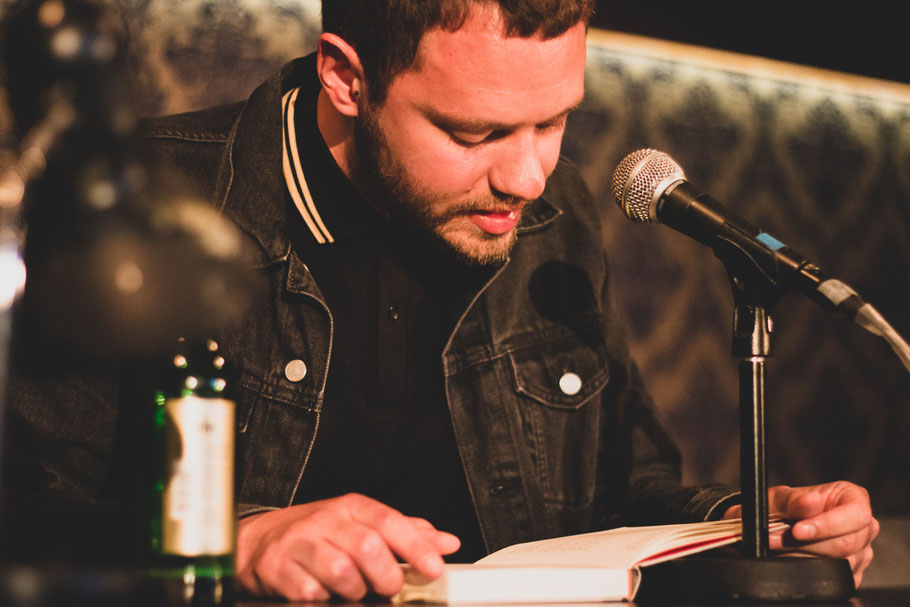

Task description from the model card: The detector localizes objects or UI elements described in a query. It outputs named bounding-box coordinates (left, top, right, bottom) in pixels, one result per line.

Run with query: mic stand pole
left=637, top=247, right=855, bottom=603
left=733, top=289, right=772, bottom=561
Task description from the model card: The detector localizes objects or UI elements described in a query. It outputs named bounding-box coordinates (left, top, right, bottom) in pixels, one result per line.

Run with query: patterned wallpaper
left=566, top=39, right=910, bottom=512
left=3, top=0, right=909, bottom=515
left=116, top=0, right=322, bottom=116
left=567, top=39, right=910, bottom=512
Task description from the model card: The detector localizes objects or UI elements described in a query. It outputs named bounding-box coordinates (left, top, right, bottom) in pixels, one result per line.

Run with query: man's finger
left=409, top=517, right=462, bottom=554
left=273, top=557, right=333, bottom=602
left=770, top=524, right=876, bottom=560
left=856, top=545, right=874, bottom=577
left=790, top=500, right=873, bottom=543
left=296, top=535, right=370, bottom=600
left=791, top=512, right=868, bottom=544
left=243, top=540, right=333, bottom=601
left=770, top=486, right=825, bottom=520
left=327, top=517, right=405, bottom=597
left=769, top=484, right=873, bottom=541
left=409, top=516, right=437, bottom=532
left=347, top=495, right=447, bottom=579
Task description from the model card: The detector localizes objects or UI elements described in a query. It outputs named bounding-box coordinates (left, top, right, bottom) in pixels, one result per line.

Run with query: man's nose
left=487, top=132, right=547, bottom=202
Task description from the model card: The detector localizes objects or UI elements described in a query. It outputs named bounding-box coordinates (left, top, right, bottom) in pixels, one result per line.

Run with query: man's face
left=351, top=5, right=587, bottom=265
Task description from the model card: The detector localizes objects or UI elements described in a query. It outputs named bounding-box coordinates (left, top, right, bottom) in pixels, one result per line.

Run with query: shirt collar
left=282, top=87, right=335, bottom=244
left=282, top=79, right=384, bottom=245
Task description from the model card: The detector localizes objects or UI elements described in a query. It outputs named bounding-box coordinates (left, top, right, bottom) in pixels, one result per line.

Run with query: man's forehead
left=387, top=7, right=587, bottom=123
left=412, top=3, right=586, bottom=72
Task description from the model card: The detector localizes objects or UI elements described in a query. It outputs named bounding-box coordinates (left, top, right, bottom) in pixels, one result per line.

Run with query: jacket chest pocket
left=234, top=373, right=320, bottom=507
left=507, top=333, right=610, bottom=410
left=504, top=331, right=612, bottom=511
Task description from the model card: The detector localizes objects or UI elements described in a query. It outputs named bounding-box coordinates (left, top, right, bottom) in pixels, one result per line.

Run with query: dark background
left=591, top=2, right=908, bottom=84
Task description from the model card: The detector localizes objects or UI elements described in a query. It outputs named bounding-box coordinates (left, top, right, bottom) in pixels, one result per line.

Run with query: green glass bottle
left=150, top=337, right=236, bottom=605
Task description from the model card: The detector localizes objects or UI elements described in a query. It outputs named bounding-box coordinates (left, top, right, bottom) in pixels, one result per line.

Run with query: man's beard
left=350, top=103, right=522, bottom=266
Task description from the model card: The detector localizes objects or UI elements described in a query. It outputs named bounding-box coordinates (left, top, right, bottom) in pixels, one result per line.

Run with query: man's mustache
left=434, top=196, right=527, bottom=222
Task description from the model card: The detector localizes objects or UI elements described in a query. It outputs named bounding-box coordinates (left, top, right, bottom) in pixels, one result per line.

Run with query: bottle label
left=163, top=396, right=236, bottom=556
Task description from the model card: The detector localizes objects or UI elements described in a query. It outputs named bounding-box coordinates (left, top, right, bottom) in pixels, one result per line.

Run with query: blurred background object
left=0, top=3, right=256, bottom=589
left=0, top=0, right=254, bottom=361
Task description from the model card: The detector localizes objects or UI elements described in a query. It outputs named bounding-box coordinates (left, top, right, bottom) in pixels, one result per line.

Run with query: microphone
left=610, top=148, right=910, bottom=372
left=611, top=148, right=857, bottom=313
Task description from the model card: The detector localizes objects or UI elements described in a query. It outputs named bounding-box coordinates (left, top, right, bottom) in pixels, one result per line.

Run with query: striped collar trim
left=282, top=86, right=335, bottom=244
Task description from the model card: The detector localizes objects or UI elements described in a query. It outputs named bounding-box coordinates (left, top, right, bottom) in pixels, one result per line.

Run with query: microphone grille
left=610, top=149, right=685, bottom=222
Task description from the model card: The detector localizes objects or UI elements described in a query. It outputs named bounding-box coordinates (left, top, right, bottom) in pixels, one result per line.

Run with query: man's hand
left=724, top=482, right=879, bottom=587
left=236, top=493, right=461, bottom=600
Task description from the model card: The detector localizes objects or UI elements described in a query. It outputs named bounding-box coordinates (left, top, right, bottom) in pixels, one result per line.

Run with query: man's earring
left=353, top=90, right=360, bottom=98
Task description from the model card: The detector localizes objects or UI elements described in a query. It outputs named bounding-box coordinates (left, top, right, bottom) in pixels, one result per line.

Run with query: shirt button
left=387, top=305, right=400, bottom=321
left=559, top=372, right=582, bottom=396
left=285, top=359, right=307, bottom=382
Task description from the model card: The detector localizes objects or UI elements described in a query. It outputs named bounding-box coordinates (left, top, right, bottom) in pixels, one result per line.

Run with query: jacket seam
left=240, top=376, right=320, bottom=413
left=703, top=490, right=742, bottom=521
left=444, top=314, right=606, bottom=372
left=143, top=129, right=229, bottom=143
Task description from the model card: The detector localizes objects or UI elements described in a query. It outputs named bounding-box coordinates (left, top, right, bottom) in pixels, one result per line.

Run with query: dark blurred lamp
left=1, top=0, right=254, bottom=358
left=26, top=195, right=255, bottom=356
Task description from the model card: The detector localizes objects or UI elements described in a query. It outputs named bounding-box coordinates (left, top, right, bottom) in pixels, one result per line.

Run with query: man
left=3, top=0, right=877, bottom=602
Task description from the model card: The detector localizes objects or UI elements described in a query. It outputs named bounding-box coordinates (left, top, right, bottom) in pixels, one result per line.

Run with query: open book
left=393, top=517, right=789, bottom=604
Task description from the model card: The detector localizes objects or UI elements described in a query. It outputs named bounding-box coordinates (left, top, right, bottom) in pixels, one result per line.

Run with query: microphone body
left=657, top=180, right=832, bottom=310
left=612, top=149, right=851, bottom=315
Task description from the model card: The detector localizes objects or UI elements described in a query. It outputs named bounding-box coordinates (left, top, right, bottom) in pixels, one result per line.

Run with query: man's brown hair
left=322, top=0, right=595, bottom=105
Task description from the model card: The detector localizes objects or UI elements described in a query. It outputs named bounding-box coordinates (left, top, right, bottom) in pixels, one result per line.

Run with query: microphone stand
left=637, top=238, right=856, bottom=602
left=732, top=273, right=775, bottom=561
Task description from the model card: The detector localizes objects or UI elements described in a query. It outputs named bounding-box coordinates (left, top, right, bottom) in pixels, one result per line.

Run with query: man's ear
left=316, top=33, right=364, bottom=117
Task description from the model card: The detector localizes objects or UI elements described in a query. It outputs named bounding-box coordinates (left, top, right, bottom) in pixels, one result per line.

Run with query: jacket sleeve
left=612, top=355, right=740, bottom=524
left=0, top=345, right=146, bottom=564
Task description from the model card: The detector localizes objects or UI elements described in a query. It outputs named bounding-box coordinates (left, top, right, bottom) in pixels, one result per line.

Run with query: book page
left=476, top=518, right=788, bottom=570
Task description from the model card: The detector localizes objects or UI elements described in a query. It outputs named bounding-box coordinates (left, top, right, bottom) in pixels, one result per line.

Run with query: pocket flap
left=507, top=335, right=610, bottom=410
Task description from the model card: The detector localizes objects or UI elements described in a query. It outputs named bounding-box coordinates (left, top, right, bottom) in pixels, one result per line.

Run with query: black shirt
left=286, top=80, right=487, bottom=563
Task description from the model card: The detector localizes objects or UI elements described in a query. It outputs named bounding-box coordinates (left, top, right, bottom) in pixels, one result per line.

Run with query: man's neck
left=315, top=86, right=391, bottom=220
left=316, top=87, right=355, bottom=182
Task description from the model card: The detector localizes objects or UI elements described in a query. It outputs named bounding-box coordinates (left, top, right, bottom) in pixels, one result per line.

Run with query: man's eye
left=451, top=132, right=491, bottom=146
left=538, top=117, right=567, bottom=132
left=450, top=129, right=508, bottom=147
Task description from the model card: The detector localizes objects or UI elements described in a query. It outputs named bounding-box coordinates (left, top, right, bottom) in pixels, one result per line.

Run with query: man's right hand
left=235, top=493, right=461, bottom=600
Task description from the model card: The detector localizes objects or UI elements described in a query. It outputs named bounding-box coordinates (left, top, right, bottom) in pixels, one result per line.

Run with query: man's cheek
left=540, top=138, right=565, bottom=179
left=406, top=151, right=486, bottom=195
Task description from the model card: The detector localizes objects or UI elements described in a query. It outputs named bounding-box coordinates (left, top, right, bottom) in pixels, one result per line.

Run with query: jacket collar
left=213, top=55, right=562, bottom=267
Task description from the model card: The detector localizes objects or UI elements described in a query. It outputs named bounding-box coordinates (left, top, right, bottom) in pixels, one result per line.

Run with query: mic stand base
left=637, top=555, right=855, bottom=603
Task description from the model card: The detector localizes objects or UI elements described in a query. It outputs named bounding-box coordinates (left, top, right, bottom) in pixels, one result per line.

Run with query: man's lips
left=468, top=208, right=523, bottom=235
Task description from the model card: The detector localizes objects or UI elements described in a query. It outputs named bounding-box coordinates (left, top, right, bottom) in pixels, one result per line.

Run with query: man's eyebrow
left=427, top=95, right=585, bottom=134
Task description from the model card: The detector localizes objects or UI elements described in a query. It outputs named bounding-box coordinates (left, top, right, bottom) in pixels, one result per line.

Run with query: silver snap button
left=285, top=359, right=307, bottom=382
left=559, top=372, right=582, bottom=396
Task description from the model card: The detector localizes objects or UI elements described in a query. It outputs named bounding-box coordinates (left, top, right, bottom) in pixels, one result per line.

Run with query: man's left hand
left=724, top=482, right=879, bottom=587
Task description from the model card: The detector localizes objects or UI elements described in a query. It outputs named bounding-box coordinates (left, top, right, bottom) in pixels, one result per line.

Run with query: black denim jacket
left=3, top=57, right=737, bottom=558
